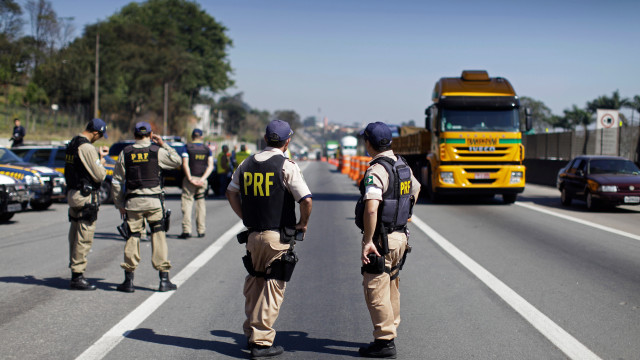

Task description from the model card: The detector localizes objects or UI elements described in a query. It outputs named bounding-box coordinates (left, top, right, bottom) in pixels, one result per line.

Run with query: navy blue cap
left=192, top=128, right=203, bottom=137
left=134, top=122, right=152, bottom=136
left=360, top=122, right=392, bottom=148
left=87, top=118, right=108, bottom=139
left=265, top=119, right=293, bottom=142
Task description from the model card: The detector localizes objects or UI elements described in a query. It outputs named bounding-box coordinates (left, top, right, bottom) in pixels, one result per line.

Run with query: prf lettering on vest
left=195, top=154, right=206, bottom=160
left=400, top=180, right=411, bottom=195
left=243, top=172, right=275, bottom=196
left=131, top=152, right=149, bottom=163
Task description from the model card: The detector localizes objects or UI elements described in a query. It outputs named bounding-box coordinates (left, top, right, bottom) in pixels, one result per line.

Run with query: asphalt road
left=1, top=161, right=639, bottom=360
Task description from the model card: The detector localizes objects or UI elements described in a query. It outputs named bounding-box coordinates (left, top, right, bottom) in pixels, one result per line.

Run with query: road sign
left=596, top=109, right=619, bottom=129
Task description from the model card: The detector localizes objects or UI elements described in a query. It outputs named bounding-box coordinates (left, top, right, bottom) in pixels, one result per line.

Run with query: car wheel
left=31, top=200, right=52, bottom=211
left=99, top=181, right=113, bottom=204
left=502, top=193, right=517, bottom=204
left=0, top=212, right=15, bottom=222
left=586, top=192, right=598, bottom=211
left=560, top=188, right=572, bottom=206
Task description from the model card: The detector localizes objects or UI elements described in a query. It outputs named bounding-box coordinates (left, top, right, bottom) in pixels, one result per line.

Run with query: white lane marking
left=75, top=220, right=245, bottom=360
left=515, top=202, right=640, bottom=242
left=411, top=215, right=601, bottom=360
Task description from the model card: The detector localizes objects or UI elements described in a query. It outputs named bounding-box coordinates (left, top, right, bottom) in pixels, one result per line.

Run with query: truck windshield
left=441, top=109, right=520, bottom=132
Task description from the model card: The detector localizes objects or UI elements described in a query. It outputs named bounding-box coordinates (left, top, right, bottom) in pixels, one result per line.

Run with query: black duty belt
left=125, top=193, right=163, bottom=201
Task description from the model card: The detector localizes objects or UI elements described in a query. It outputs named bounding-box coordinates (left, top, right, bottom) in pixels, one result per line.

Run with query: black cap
left=265, top=119, right=293, bottom=142
left=87, top=118, right=108, bottom=139
left=360, top=122, right=392, bottom=148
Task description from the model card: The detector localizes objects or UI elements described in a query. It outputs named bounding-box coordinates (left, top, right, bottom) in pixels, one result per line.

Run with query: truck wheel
left=31, top=200, right=52, bottom=211
left=502, top=194, right=517, bottom=204
left=560, top=188, right=572, bottom=206
left=0, top=213, right=15, bottom=222
left=426, top=167, right=440, bottom=203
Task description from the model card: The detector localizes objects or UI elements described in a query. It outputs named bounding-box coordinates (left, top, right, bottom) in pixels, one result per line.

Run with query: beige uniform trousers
left=363, top=230, right=408, bottom=340
left=68, top=206, right=97, bottom=273
left=243, top=230, right=289, bottom=346
left=121, top=208, right=172, bottom=271
left=181, top=177, right=208, bottom=234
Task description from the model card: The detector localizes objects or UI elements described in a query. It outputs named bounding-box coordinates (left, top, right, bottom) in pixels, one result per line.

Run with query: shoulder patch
left=365, top=175, right=374, bottom=185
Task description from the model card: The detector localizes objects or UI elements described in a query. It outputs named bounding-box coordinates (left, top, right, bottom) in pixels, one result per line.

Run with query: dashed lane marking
left=411, top=215, right=602, bottom=360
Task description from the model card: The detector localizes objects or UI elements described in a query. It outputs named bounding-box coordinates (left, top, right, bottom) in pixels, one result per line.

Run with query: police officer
left=65, top=118, right=109, bottom=290
left=179, top=128, right=213, bottom=239
left=112, top=122, right=182, bottom=292
left=10, top=118, right=26, bottom=148
left=235, top=144, right=251, bottom=166
left=217, top=144, right=231, bottom=197
left=356, top=122, right=420, bottom=358
left=226, top=119, right=312, bottom=359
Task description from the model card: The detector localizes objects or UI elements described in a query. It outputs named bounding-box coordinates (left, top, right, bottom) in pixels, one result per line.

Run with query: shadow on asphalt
left=0, top=275, right=158, bottom=292
left=125, top=328, right=364, bottom=358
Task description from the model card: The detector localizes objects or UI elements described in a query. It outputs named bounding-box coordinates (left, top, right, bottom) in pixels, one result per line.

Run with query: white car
left=0, top=174, right=31, bottom=222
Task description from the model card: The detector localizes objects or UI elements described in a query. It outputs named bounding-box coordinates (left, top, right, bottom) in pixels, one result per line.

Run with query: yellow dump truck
left=392, top=70, right=532, bottom=203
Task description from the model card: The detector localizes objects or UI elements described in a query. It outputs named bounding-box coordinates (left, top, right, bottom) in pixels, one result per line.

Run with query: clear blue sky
left=43, top=0, right=640, bottom=125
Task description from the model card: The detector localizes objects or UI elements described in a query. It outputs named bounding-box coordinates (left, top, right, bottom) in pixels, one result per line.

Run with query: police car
left=0, top=146, right=66, bottom=210
left=13, top=145, right=115, bottom=204
left=0, top=173, right=31, bottom=222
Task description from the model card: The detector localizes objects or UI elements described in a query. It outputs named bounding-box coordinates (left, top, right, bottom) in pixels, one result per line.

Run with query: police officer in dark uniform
left=112, top=122, right=182, bottom=292
left=65, top=118, right=109, bottom=290
left=356, top=122, right=420, bottom=358
left=226, top=119, right=312, bottom=359
left=179, top=128, right=213, bottom=238
left=10, top=118, right=26, bottom=147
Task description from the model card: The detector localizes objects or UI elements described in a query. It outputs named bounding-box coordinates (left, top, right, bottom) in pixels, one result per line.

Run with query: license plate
left=53, top=186, right=62, bottom=194
left=624, top=196, right=640, bottom=203
left=7, top=203, right=22, bottom=212
left=474, top=172, right=491, bottom=179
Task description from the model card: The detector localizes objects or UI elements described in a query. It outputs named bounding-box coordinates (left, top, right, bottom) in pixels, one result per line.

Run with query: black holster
left=237, top=230, right=250, bottom=244
left=266, top=250, right=298, bottom=282
left=280, top=227, right=296, bottom=244
left=361, top=253, right=386, bottom=275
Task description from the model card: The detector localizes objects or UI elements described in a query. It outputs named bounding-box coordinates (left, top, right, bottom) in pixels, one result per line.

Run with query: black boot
left=358, top=339, right=396, bottom=358
left=158, top=271, right=177, bottom=292
left=116, top=271, right=135, bottom=293
left=70, top=272, right=96, bottom=291
left=250, top=344, right=284, bottom=359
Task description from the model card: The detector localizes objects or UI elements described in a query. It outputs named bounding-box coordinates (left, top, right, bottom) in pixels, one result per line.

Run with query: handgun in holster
left=117, top=220, right=131, bottom=240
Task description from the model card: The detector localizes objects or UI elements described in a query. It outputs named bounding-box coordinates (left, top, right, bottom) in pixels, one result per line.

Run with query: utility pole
left=94, top=31, right=99, bottom=119
left=163, top=82, right=169, bottom=136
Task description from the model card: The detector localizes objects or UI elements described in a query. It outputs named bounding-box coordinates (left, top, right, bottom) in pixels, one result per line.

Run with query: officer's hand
left=191, top=179, right=204, bottom=187
left=99, top=146, right=109, bottom=157
left=151, top=133, right=164, bottom=147
left=118, top=208, right=127, bottom=216
left=361, top=241, right=381, bottom=265
left=295, top=223, right=307, bottom=233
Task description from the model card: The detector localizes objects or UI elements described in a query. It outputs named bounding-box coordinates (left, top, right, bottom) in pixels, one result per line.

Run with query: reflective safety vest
left=238, top=154, right=296, bottom=230
left=355, top=156, right=413, bottom=232
left=217, top=152, right=230, bottom=174
left=235, top=150, right=251, bottom=166
left=186, top=143, right=210, bottom=177
left=123, top=144, right=160, bottom=190
left=65, top=135, right=101, bottom=190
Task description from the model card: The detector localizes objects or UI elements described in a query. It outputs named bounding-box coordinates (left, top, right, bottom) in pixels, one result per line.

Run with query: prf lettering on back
left=400, top=180, right=411, bottom=195
left=131, top=152, right=149, bottom=163
left=243, top=172, right=274, bottom=196
left=195, top=154, right=206, bottom=160
left=65, top=154, right=74, bottom=164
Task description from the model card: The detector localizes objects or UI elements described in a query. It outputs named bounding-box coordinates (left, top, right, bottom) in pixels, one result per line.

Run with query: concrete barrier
left=524, top=159, right=570, bottom=187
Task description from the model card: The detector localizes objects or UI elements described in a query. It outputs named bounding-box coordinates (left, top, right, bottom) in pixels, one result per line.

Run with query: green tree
left=519, top=96, right=554, bottom=132
left=302, top=116, right=317, bottom=127
left=35, top=0, right=233, bottom=133
left=625, top=95, right=640, bottom=126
